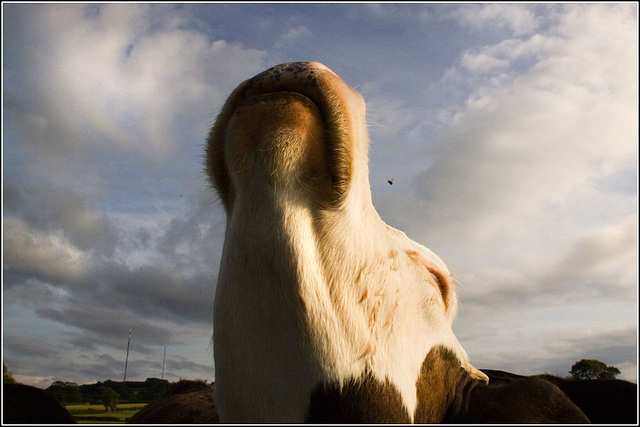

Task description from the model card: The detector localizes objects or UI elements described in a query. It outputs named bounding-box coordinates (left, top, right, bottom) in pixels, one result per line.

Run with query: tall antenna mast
left=161, top=345, right=166, bottom=380
left=123, top=329, right=131, bottom=382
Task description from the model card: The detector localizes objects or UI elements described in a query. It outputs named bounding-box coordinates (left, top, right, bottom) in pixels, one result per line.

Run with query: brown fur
left=484, top=370, right=638, bottom=424
left=445, top=355, right=590, bottom=423
left=414, top=346, right=469, bottom=422
left=127, top=380, right=219, bottom=424
left=305, top=373, right=411, bottom=423
left=304, top=346, right=460, bottom=423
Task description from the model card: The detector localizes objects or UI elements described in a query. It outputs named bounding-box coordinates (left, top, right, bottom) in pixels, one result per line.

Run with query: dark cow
left=3, top=383, right=76, bottom=424
left=483, top=369, right=638, bottom=424
left=127, top=380, right=219, bottom=424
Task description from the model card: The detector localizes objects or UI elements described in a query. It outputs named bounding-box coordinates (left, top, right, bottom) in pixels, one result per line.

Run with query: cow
left=127, top=380, right=219, bottom=424
left=482, top=370, right=638, bottom=424
left=3, top=383, right=76, bottom=424
left=205, top=61, right=589, bottom=423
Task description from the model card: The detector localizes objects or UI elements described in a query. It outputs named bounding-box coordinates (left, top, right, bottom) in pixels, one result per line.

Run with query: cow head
left=207, top=61, right=487, bottom=423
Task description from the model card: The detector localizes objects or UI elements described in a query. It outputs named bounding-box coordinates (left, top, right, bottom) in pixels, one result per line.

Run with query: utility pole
left=123, top=329, right=131, bottom=382
left=161, top=345, right=166, bottom=380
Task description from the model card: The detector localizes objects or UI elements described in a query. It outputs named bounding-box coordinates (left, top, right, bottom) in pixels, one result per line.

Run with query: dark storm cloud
left=36, top=305, right=177, bottom=355
left=166, top=358, right=212, bottom=375
left=4, top=179, right=224, bottom=357
left=4, top=180, right=119, bottom=257
left=3, top=335, right=61, bottom=359
left=98, top=262, right=216, bottom=325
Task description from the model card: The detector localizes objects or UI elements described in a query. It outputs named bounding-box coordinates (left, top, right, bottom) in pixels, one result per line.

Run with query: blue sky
left=2, top=3, right=638, bottom=388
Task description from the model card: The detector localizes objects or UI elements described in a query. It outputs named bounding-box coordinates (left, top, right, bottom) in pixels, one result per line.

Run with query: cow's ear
left=405, top=250, right=452, bottom=310
left=444, top=375, right=590, bottom=423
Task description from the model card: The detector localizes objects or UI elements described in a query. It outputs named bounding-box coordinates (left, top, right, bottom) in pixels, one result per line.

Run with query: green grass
left=66, top=403, right=147, bottom=424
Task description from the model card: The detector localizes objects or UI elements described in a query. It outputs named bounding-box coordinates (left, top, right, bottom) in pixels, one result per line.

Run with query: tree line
left=43, top=377, right=170, bottom=411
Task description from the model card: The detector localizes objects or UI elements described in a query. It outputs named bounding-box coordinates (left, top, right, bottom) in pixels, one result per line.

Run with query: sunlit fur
left=206, top=62, right=487, bottom=423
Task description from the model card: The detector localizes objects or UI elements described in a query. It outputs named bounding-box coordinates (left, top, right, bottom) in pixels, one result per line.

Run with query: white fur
left=211, top=62, right=486, bottom=423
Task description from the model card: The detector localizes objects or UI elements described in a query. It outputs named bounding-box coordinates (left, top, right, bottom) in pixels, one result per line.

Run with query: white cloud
left=275, top=25, right=312, bottom=48
left=446, top=3, right=542, bottom=36
left=615, top=361, right=638, bottom=383
left=459, top=33, right=559, bottom=74
left=410, top=3, right=637, bottom=244
left=3, top=4, right=268, bottom=183
left=365, top=94, right=419, bottom=137
left=13, top=374, right=57, bottom=390
left=546, top=217, right=638, bottom=293
left=453, top=215, right=637, bottom=309
left=460, top=51, right=509, bottom=73
left=3, top=218, right=90, bottom=286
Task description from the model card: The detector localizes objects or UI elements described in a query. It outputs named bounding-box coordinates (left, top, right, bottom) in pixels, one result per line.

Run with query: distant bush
left=570, top=359, right=621, bottom=380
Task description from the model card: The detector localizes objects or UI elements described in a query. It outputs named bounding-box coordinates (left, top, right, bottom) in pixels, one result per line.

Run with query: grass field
left=66, top=403, right=147, bottom=424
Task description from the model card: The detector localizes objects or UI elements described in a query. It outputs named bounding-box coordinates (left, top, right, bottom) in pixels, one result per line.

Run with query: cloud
left=2, top=3, right=252, bottom=382
left=468, top=325, right=637, bottom=381
left=3, top=219, right=90, bottom=287
left=457, top=34, right=557, bottom=74
left=3, top=180, right=223, bottom=360
left=364, top=93, right=419, bottom=137
left=445, top=3, right=542, bottom=36
left=4, top=181, right=119, bottom=257
left=36, top=305, right=180, bottom=354
left=460, top=51, right=509, bottom=73
left=454, top=216, right=637, bottom=309
left=4, top=336, right=61, bottom=359
left=165, top=357, right=212, bottom=376
left=543, top=217, right=638, bottom=296
left=403, top=3, right=637, bottom=245
left=3, top=3, right=268, bottom=190
left=275, top=25, right=312, bottom=48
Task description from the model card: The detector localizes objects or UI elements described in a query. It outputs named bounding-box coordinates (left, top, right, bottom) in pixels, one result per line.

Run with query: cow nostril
left=246, top=62, right=339, bottom=90
left=307, top=61, right=338, bottom=76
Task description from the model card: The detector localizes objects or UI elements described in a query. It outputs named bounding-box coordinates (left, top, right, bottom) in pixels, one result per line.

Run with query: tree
left=569, top=359, right=621, bottom=380
left=46, top=381, right=82, bottom=405
left=4, top=363, right=16, bottom=384
left=99, top=386, right=119, bottom=412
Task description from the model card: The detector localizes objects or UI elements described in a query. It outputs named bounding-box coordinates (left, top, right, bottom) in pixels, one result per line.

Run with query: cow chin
left=207, top=61, right=369, bottom=212
left=223, top=91, right=333, bottom=207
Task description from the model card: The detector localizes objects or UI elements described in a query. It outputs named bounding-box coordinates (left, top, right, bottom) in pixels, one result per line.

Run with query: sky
left=2, top=3, right=638, bottom=389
